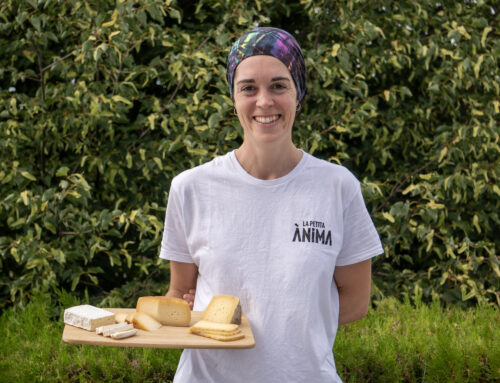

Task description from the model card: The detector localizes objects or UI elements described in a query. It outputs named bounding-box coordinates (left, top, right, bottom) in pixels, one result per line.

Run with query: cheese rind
left=136, top=296, right=191, bottom=327
left=64, top=305, right=115, bottom=331
left=201, top=295, right=241, bottom=324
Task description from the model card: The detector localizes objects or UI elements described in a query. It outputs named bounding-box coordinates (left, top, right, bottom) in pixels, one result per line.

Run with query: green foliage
left=335, top=295, right=500, bottom=382
left=0, top=293, right=498, bottom=382
left=0, top=0, right=499, bottom=308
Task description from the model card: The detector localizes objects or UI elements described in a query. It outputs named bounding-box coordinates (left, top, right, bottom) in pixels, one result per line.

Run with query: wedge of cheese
left=201, top=295, right=241, bottom=325
left=132, top=312, right=162, bottom=331
left=64, top=305, right=115, bottom=331
left=136, top=296, right=191, bottom=327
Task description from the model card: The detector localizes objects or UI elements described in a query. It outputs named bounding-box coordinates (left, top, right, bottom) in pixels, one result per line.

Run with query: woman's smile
left=254, top=114, right=281, bottom=124
left=233, top=55, right=298, bottom=146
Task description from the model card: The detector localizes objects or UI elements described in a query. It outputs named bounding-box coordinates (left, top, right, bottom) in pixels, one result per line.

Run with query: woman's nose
left=256, top=90, right=274, bottom=108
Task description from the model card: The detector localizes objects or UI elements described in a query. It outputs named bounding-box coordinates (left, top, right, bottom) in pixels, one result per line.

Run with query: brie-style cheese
left=64, top=305, right=115, bottom=331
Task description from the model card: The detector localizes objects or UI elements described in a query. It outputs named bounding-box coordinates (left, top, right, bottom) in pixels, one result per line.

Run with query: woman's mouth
left=254, top=115, right=280, bottom=124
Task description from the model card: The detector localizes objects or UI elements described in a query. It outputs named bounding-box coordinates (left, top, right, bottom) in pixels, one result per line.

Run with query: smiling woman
left=161, top=27, right=384, bottom=383
left=233, top=55, right=300, bottom=179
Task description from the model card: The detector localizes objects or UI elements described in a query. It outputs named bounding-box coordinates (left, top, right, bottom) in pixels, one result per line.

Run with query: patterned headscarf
left=226, top=27, right=307, bottom=104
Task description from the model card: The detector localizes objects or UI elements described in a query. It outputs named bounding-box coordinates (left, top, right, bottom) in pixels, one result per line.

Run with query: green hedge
left=0, top=0, right=499, bottom=309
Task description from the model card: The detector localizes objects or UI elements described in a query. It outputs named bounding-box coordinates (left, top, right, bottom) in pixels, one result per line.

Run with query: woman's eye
left=272, top=83, right=286, bottom=90
left=242, top=86, right=255, bottom=92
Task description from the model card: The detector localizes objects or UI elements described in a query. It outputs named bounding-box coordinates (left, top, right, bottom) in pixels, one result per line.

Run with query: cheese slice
left=190, top=328, right=242, bottom=337
left=201, top=295, right=241, bottom=324
left=97, top=323, right=134, bottom=337
left=189, top=320, right=239, bottom=333
left=125, top=312, right=138, bottom=324
left=132, top=312, right=162, bottom=331
left=111, top=328, right=138, bottom=339
left=193, top=331, right=245, bottom=342
left=136, top=296, right=191, bottom=327
left=114, top=312, right=128, bottom=323
left=64, top=305, right=115, bottom=331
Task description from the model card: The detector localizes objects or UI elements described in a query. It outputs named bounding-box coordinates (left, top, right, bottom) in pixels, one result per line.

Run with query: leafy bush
left=0, top=0, right=498, bottom=308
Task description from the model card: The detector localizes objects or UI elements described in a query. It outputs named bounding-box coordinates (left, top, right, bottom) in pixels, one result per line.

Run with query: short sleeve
left=159, top=177, right=194, bottom=263
left=336, top=182, right=384, bottom=266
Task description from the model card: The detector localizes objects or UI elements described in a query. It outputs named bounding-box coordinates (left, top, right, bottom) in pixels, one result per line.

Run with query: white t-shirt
left=160, top=150, right=383, bottom=383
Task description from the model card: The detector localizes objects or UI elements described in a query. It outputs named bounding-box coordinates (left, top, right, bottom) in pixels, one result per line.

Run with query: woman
left=161, top=27, right=383, bottom=383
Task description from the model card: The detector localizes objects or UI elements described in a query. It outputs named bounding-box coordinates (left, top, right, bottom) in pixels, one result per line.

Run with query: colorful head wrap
left=226, top=27, right=307, bottom=104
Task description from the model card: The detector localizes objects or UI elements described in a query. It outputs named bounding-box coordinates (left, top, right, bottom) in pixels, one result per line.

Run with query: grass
left=0, top=293, right=498, bottom=382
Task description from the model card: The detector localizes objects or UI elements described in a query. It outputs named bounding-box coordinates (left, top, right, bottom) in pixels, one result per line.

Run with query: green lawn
left=1, top=293, right=498, bottom=382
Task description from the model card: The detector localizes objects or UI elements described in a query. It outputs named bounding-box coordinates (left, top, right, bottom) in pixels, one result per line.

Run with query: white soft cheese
left=64, top=305, right=115, bottom=331
left=96, top=322, right=133, bottom=336
left=110, top=328, right=138, bottom=339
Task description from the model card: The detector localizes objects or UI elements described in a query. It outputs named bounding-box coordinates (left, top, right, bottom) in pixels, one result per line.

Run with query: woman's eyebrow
left=236, top=79, right=255, bottom=85
left=236, top=77, right=291, bottom=85
left=271, top=77, right=291, bottom=82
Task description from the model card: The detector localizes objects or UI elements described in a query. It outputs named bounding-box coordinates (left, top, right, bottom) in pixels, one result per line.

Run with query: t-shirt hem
left=159, top=249, right=193, bottom=263
left=335, top=245, right=384, bottom=267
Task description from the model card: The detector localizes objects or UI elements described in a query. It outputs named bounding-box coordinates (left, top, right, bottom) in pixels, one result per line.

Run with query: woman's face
left=233, top=55, right=298, bottom=147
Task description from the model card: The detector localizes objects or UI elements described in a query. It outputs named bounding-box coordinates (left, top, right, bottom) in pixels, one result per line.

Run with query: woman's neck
left=235, top=142, right=303, bottom=180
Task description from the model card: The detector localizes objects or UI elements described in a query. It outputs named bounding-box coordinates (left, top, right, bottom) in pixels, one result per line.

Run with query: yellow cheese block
left=201, top=295, right=241, bottom=324
left=132, top=312, right=162, bottom=331
left=136, top=296, right=191, bottom=327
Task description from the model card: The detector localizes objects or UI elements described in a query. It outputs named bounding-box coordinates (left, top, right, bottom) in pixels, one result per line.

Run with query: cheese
left=64, top=305, right=115, bottom=331
left=192, top=331, right=244, bottom=342
left=190, top=328, right=242, bottom=337
left=132, top=312, right=162, bottom=331
left=96, top=323, right=134, bottom=337
left=125, top=312, right=137, bottom=324
left=114, top=312, right=128, bottom=323
left=110, top=328, right=138, bottom=339
left=189, top=320, right=239, bottom=333
left=136, top=296, right=191, bottom=327
left=201, top=295, right=241, bottom=324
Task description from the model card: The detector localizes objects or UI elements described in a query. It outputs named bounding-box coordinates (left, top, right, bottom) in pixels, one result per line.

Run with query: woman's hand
left=182, top=289, right=196, bottom=309
left=166, top=261, right=198, bottom=310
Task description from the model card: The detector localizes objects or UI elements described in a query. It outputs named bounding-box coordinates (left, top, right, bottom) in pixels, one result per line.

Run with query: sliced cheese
left=96, top=322, right=132, bottom=335
left=132, top=312, right=162, bottom=331
left=193, top=331, right=244, bottom=342
left=136, top=296, right=191, bottom=327
left=114, top=312, right=128, bottom=323
left=189, top=320, right=239, bottom=333
left=64, top=305, right=115, bottom=331
left=111, top=328, right=138, bottom=339
left=190, top=328, right=242, bottom=337
left=125, top=312, right=138, bottom=324
left=201, top=295, right=241, bottom=324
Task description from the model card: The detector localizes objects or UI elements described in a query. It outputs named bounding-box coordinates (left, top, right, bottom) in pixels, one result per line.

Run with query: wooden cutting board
left=62, top=308, right=255, bottom=349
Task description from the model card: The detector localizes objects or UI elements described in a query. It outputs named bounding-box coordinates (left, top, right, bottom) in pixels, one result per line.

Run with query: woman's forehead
left=234, top=55, right=292, bottom=82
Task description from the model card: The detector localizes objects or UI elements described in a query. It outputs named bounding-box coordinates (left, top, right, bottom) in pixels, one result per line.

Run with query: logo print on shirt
left=292, top=221, right=332, bottom=246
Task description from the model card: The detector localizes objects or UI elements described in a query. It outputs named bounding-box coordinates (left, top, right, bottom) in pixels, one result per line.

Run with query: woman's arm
left=166, top=260, right=198, bottom=309
left=334, top=258, right=372, bottom=325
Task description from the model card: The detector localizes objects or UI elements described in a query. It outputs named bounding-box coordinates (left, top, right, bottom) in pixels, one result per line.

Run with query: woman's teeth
left=254, top=115, right=280, bottom=124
